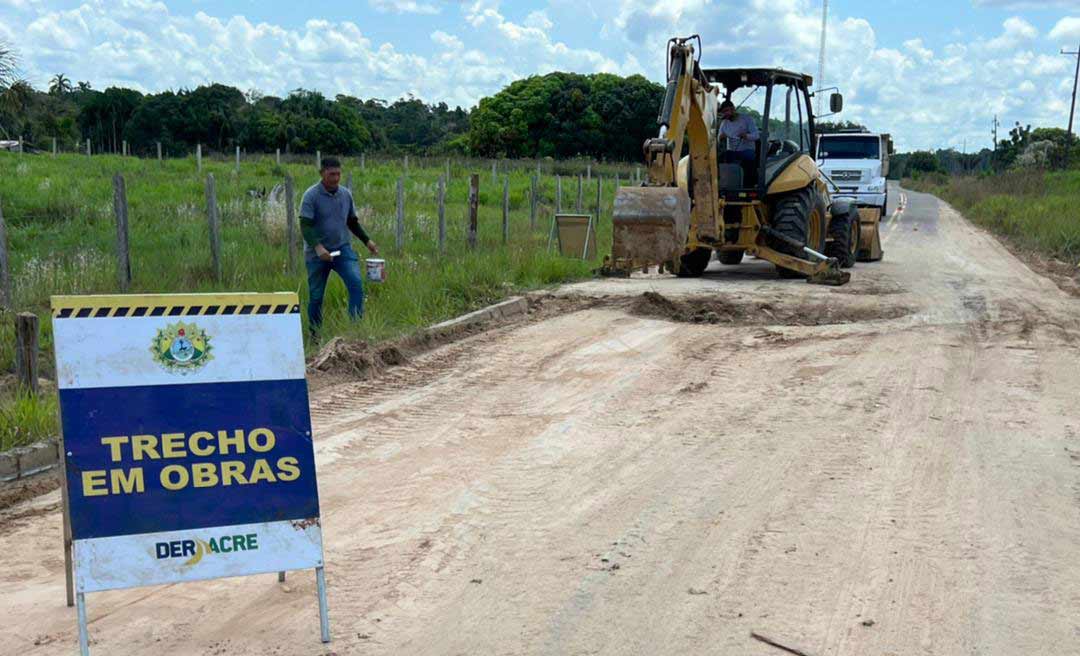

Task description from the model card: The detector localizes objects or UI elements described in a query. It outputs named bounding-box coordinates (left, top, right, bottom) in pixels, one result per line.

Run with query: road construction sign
left=51, top=292, right=329, bottom=653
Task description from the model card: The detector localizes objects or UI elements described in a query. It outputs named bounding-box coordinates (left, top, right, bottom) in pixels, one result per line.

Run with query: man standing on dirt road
left=300, top=157, right=379, bottom=333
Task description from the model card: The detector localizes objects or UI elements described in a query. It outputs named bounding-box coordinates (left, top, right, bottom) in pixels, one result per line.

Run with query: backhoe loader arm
left=642, top=37, right=722, bottom=242
left=605, top=36, right=723, bottom=274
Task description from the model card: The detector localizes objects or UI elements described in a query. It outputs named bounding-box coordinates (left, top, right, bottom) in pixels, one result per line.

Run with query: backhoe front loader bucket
left=605, top=186, right=691, bottom=275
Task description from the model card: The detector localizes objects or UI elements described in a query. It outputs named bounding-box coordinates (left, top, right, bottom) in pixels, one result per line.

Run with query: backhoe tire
left=717, top=250, right=744, bottom=265
left=676, top=247, right=712, bottom=277
left=826, top=201, right=860, bottom=268
left=769, top=187, right=826, bottom=278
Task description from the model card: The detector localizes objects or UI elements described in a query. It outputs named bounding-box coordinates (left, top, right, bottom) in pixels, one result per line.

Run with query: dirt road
left=3, top=183, right=1080, bottom=655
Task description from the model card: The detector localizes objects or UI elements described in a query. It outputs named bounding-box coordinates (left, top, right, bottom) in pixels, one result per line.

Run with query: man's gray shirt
left=719, top=114, right=760, bottom=152
left=300, top=183, right=356, bottom=258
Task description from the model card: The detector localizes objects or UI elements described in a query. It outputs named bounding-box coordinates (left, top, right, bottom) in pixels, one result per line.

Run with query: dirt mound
left=628, top=291, right=911, bottom=326
left=309, top=337, right=409, bottom=378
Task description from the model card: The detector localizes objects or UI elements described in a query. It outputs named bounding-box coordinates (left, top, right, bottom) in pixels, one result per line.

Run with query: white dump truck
left=815, top=129, right=893, bottom=215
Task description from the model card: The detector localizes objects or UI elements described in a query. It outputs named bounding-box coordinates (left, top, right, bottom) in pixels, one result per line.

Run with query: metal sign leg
left=315, top=566, right=330, bottom=643
left=76, top=592, right=90, bottom=656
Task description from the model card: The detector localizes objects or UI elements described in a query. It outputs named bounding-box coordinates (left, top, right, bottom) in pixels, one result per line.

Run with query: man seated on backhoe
left=718, top=99, right=760, bottom=186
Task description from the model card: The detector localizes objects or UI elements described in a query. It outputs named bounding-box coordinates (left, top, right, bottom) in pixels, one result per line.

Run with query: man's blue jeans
left=306, top=244, right=364, bottom=329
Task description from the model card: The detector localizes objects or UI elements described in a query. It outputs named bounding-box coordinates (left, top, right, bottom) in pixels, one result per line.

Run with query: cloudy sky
left=2, top=0, right=1080, bottom=151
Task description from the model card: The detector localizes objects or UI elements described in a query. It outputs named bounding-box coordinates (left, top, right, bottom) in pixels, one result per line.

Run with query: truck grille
left=830, top=170, right=863, bottom=182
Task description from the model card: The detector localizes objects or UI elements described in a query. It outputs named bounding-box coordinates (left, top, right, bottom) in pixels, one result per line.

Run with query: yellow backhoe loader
left=604, top=35, right=859, bottom=285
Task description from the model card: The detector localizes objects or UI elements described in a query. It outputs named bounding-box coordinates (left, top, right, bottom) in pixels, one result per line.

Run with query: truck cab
left=815, top=130, right=893, bottom=213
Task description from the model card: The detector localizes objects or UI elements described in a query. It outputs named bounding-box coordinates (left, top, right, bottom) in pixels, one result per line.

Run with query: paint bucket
left=366, top=258, right=386, bottom=283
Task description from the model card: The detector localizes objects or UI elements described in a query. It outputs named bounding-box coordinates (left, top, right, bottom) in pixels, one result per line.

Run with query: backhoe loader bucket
left=607, top=186, right=691, bottom=274
left=807, top=260, right=851, bottom=286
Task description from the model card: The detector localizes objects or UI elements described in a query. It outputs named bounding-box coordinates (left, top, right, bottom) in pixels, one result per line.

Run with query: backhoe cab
left=606, top=36, right=857, bottom=285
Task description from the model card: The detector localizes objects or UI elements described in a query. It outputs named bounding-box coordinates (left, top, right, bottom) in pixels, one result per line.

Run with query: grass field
left=0, top=150, right=637, bottom=450
left=907, top=170, right=1080, bottom=264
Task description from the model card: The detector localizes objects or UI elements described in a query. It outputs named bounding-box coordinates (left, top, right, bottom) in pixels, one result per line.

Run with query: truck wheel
left=718, top=250, right=744, bottom=265
left=825, top=202, right=859, bottom=268
left=769, top=187, right=824, bottom=277
left=676, top=247, right=712, bottom=277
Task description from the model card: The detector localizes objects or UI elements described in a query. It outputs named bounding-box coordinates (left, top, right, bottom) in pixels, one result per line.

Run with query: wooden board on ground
left=554, top=214, right=596, bottom=260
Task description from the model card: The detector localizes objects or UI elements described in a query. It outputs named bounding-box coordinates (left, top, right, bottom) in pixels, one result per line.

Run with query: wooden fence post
left=445, top=158, right=450, bottom=181
left=502, top=176, right=510, bottom=245
left=491, top=160, right=496, bottom=184
left=156, top=141, right=162, bottom=165
left=404, top=155, right=409, bottom=173
left=275, top=148, right=281, bottom=165
left=205, top=174, right=223, bottom=281
left=0, top=200, right=10, bottom=310
left=112, top=174, right=131, bottom=292
left=556, top=175, right=562, bottom=213
left=196, top=143, right=202, bottom=172
left=437, top=175, right=446, bottom=254
left=395, top=176, right=405, bottom=250
left=468, top=174, right=479, bottom=250
left=316, top=150, right=321, bottom=170
left=235, top=145, right=240, bottom=173
left=86, top=140, right=91, bottom=157
left=18, top=135, right=22, bottom=156
left=122, top=140, right=128, bottom=157
left=587, top=162, right=591, bottom=182
left=52, top=137, right=57, bottom=157
left=361, top=153, right=366, bottom=170
left=59, top=443, right=74, bottom=607
left=576, top=175, right=583, bottom=212
left=285, top=174, right=298, bottom=271
left=14, top=312, right=39, bottom=395
left=530, top=174, right=538, bottom=230
left=595, top=176, right=602, bottom=220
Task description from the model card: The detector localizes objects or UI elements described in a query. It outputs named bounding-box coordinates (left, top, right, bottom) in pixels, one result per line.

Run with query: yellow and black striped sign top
left=51, top=293, right=300, bottom=319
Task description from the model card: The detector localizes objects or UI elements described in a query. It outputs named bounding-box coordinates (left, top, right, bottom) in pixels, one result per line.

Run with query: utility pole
left=1062, top=41, right=1080, bottom=165
left=991, top=115, right=1000, bottom=171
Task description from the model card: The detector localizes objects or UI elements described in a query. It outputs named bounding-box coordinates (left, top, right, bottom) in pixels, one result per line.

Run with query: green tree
left=468, top=72, right=664, bottom=160
left=49, top=73, right=73, bottom=96
left=906, top=151, right=943, bottom=175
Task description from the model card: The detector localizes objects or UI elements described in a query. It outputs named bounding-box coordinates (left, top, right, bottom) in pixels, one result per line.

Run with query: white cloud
left=368, top=0, right=441, bottom=15
left=431, top=30, right=463, bottom=50
left=903, top=38, right=934, bottom=62
left=1049, top=16, right=1080, bottom=43
left=524, top=10, right=553, bottom=31
left=985, top=16, right=1038, bottom=50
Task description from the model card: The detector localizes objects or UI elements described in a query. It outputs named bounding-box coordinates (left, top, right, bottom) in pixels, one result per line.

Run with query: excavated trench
left=307, top=290, right=915, bottom=383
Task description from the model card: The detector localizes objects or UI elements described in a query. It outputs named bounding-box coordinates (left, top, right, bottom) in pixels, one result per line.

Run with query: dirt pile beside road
left=628, top=291, right=913, bottom=326
left=309, top=337, right=407, bottom=378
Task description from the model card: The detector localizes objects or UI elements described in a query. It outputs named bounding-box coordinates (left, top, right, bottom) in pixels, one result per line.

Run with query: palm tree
left=76, top=81, right=92, bottom=92
left=0, top=40, right=16, bottom=90
left=49, top=73, right=72, bottom=95
left=0, top=79, right=32, bottom=139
